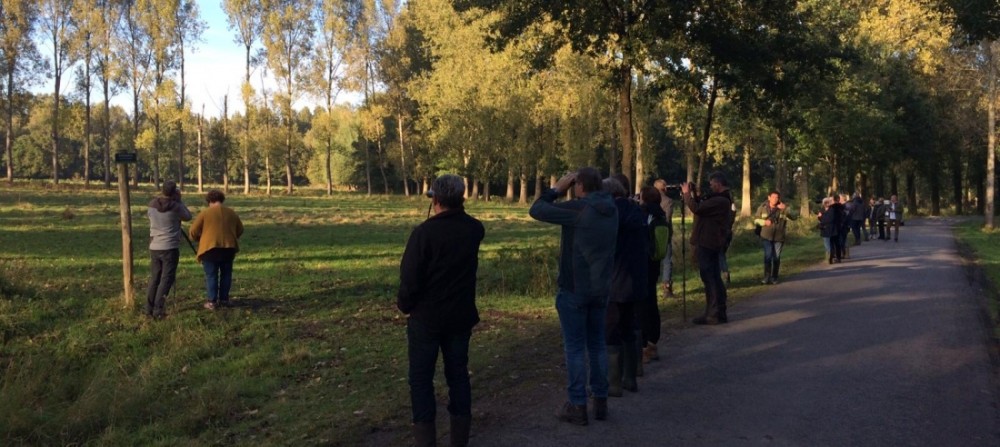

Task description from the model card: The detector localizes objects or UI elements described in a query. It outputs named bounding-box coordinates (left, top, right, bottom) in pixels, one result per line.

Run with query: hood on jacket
left=149, top=196, right=178, bottom=213
left=584, top=190, right=617, bottom=216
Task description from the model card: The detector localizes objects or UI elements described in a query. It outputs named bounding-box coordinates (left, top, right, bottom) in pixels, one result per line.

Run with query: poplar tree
left=223, top=0, right=265, bottom=194
left=0, top=0, right=40, bottom=183
left=39, top=0, right=78, bottom=184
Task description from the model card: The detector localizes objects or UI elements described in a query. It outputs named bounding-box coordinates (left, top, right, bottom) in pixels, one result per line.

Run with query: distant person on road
left=680, top=172, right=733, bottom=325
left=639, top=186, right=669, bottom=364
left=865, top=197, right=878, bottom=241
left=652, top=179, right=676, bottom=297
left=530, top=167, right=618, bottom=426
left=886, top=194, right=903, bottom=242
left=604, top=174, right=647, bottom=397
left=818, top=197, right=840, bottom=264
left=397, top=174, right=485, bottom=447
left=875, top=197, right=888, bottom=240
left=145, top=180, right=192, bottom=319
left=189, top=190, right=244, bottom=310
left=754, top=190, right=795, bottom=285
left=848, top=193, right=866, bottom=246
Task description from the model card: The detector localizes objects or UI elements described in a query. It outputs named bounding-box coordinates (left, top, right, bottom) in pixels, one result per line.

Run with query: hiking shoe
left=556, top=402, right=588, bottom=426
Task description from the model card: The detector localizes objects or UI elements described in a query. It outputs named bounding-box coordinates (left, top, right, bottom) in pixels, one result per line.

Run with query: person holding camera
left=529, top=167, right=618, bottom=425
left=398, top=174, right=484, bottom=447
left=145, top=180, right=192, bottom=319
left=754, top=190, right=795, bottom=285
left=652, top=179, right=676, bottom=297
left=189, top=190, right=244, bottom=310
left=680, top=172, right=733, bottom=325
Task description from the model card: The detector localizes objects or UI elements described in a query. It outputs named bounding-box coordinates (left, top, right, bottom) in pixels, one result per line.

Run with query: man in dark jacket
left=530, top=167, right=618, bottom=426
left=398, top=174, right=485, bottom=447
left=681, top=172, right=733, bottom=325
left=848, top=194, right=866, bottom=245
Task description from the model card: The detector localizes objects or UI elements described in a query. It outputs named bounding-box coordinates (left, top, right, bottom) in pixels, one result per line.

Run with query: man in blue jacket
left=529, top=167, right=618, bottom=426
left=398, top=174, right=485, bottom=447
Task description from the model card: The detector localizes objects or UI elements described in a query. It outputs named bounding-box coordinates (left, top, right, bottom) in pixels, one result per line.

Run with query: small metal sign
left=114, top=152, right=138, bottom=163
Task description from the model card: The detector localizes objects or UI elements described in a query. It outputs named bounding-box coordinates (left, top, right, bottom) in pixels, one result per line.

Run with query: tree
left=71, top=0, right=101, bottom=187
left=223, top=0, right=266, bottom=194
left=39, top=0, right=78, bottom=184
left=309, top=0, right=350, bottom=195
left=118, top=0, right=152, bottom=187
left=0, top=0, right=40, bottom=184
left=94, top=0, right=121, bottom=188
left=172, top=0, right=204, bottom=188
left=262, top=0, right=314, bottom=194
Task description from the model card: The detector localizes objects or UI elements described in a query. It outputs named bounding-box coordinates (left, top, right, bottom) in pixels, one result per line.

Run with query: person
left=529, top=167, right=618, bottom=425
left=638, top=186, right=668, bottom=364
left=753, top=190, right=795, bottom=285
left=718, top=201, right=737, bottom=285
left=652, top=179, right=676, bottom=297
left=865, top=197, right=878, bottom=241
left=875, top=197, right=887, bottom=240
left=838, top=194, right=852, bottom=259
left=680, top=172, right=733, bottom=325
left=603, top=174, right=647, bottom=396
left=848, top=193, right=866, bottom=246
left=397, top=174, right=485, bottom=447
left=145, top=180, right=192, bottom=319
left=818, top=197, right=840, bottom=264
left=885, top=194, right=903, bottom=242
left=189, top=190, right=244, bottom=310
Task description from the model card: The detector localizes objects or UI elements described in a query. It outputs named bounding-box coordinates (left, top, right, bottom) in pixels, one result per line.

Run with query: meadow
left=0, top=183, right=827, bottom=446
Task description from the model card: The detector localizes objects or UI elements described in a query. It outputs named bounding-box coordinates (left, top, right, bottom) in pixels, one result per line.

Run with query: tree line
left=2, top=1, right=999, bottom=222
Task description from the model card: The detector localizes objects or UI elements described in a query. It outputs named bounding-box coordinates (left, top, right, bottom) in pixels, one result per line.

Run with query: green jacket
left=753, top=202, right=796, bottom=242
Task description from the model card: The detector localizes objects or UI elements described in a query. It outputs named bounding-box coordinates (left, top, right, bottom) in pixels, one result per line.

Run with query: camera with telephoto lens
left=425, top=189, right=434, bottom=198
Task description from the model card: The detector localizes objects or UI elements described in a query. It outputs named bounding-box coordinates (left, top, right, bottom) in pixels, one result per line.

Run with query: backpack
left=649, top=214, right=670, bottom=262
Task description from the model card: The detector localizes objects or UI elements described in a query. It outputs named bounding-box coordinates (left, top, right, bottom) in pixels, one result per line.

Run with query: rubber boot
left=413, top=421, right=437, bottom=447
left=607, top=344, right=623, bottom=397
left=622, top=339, right=639, bottom=392
left=450, top=415, right=470, bottom=447
left=761, top=260, right=772, bottom=284
left=772, top=260, right=781, bottom=284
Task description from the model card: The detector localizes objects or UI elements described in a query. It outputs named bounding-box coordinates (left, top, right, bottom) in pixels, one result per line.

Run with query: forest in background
left=2, top=0, right=1000, bottom=221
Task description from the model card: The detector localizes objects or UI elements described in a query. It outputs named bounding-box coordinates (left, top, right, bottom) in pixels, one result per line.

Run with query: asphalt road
left=473, top=218, right=1000, bottom=446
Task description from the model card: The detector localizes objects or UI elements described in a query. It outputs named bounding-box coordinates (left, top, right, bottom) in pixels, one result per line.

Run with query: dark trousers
left=202, top=253, right=235, bottom=303
left=887, top=219, right=900, bottom=241
left=877, top=220, right=886, bottom=239
left=605, top=301, right=636, bottom=345
left=830, top=233, right=844, bottom=261
left=407, top=319, right=472, bottom=424
left=696, top=245, right=727, bottom=320
left=146, top=249, right=179, bottom=316
left=850, top=219, right=863, bottom=243
left=638, top=261, right=662, bottom=345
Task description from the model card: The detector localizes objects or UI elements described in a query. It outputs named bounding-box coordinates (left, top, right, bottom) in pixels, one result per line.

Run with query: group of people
left=145, top=181, right=244, bottom=319
left=394, top=169, right=692, bottom=446
left=817, top=192, right=903, bottom=264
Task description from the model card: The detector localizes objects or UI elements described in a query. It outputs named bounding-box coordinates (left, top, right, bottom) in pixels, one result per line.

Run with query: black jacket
left=397, top=207, right=485, bottom=333
left=610, top=197, right=649, bottom=303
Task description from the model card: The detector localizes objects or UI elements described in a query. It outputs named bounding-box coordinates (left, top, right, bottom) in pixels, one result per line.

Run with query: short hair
left=575, top=167, right=602, bottom=193
left=822, top=197, right=834, bottom=207
left=768, top=190, right=781, bottom=197
left=832, top=194, right=841, bottom=203
left=708, top=171, right=728, bottom=187
left=431, top=174, right=465, bottom=209
left=162, top=180, right=178, bottom=197
left=611, top=173, right=632, bottom=194
left=602, top=177, right=628, bottom=198
left=206, top=190, right=225, bottom=204
left=653, top=178, right=667, bottom=189
left=640, top=185, right=661, bottom=205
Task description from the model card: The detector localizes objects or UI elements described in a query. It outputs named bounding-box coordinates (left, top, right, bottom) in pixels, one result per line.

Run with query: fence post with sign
left=115, top=151, right=137, bottom=307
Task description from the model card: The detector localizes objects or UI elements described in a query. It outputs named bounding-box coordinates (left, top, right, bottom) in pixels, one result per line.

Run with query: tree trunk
left=6, top=68, right=14, bottom=183
left=506, top=167, right=515, bottom=201
left=685, top=144, right=695, bottom=183
left=470, top=178, right=479, bottom=201
left=988, top=38, right=998, bottom=228
left=363, top=137, right=371, bottom=196
left=908, top=172, right=922, bottom=216
left=830, top=156, right=839, bottom=195
left=634, top=122, right=644, bottom=195
left=285, top=124, right=293, bottom=194
left=197, top=109, right=204, bottom=193
left=775, top=130, right=787, bottom=194
left=740, top=146, right=751, bottom=218
left=952, top=149, right=963, bottom=215
left=84, top=56, right=92, bottom=189
left=617, top=65, right=633, bottom=177
left=51, top=67, right=61, bottom=185
left=519, top=169, right=529, bottom=204
left=696, top=78, right=719, bottom=189
left=797, top=165, right=810, bottom=216
left=398, top=114, right=409, bottom=197
left=484, top=180, right=491, bottom=202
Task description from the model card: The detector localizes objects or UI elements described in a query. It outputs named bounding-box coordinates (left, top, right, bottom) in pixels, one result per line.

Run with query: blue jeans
left=762, top=240, right=784, bottom=264
left=202, top=255, right=235, bottom=303
left=556, top=289, right=609, bottom=405
left=406, top=319, right=472, bottom=423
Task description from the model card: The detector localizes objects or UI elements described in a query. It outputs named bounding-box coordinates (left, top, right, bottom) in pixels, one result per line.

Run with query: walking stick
left=181, top=228, right=197, bottom=255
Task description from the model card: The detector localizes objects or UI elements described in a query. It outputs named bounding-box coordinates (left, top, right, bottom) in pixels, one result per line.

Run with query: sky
left=35, top=0, right=352, bottom=119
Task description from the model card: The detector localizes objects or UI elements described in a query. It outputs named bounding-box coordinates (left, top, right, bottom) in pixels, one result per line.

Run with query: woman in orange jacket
left=189, top=190, right=244, bottom=309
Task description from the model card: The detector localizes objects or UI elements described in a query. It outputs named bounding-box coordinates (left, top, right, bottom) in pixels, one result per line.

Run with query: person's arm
left=177, top=201, right=193, bottom=222
left=529, top=173, right=583, bottom=226
left=397, top=227, right=426, bottom=314
left=189, top=212, right=204, bottom=240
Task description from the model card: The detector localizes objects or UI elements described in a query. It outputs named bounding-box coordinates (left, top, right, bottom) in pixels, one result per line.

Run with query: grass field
left=952, top=219, right=1000, bottom=337
left=0, top=183, right=826, bottom=446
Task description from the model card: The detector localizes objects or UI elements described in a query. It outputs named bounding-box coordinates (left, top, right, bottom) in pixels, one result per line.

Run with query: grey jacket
left=148, top=197, right=192, bottom=250
left=530, top=189, right=619, bottom=298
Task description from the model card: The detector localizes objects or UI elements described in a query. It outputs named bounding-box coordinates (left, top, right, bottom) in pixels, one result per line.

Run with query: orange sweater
left=189, top=205, right=244, bottom=261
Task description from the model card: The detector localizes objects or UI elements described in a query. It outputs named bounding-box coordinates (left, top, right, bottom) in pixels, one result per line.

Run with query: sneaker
left=203, top=302, right=216, bottom=310
left=556, top=402, right=588, bottom=426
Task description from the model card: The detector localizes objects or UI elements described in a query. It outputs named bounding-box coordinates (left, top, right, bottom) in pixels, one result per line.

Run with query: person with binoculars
left=145, top=180, right=192, bottom=320
left=680, top=172, right=734, bottom=325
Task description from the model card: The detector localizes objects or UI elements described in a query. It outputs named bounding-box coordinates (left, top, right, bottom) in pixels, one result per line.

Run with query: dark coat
left=684, top=189, right=734, bottom=251
left=819, top=206, right=840, bottom=238
left=397, top=207, right=485, bottom=333
left=529, top=189, right=619, bottom=298
left=610, top=197, right=649, bottom=303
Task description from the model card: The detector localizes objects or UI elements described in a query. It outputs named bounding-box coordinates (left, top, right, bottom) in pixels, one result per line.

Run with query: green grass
left=0, top=184, right=826, bottom=445
left=952, top=219, right=1000, bottom=336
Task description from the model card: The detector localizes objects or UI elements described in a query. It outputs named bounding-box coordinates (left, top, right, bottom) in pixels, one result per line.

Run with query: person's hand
left=765, top=219, right=773, bottom=226
left=554, top=172, right=576, bottom=194
left=680, top=182, right=691, bottom=195
left=776, top=202, right=786, bottom=210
